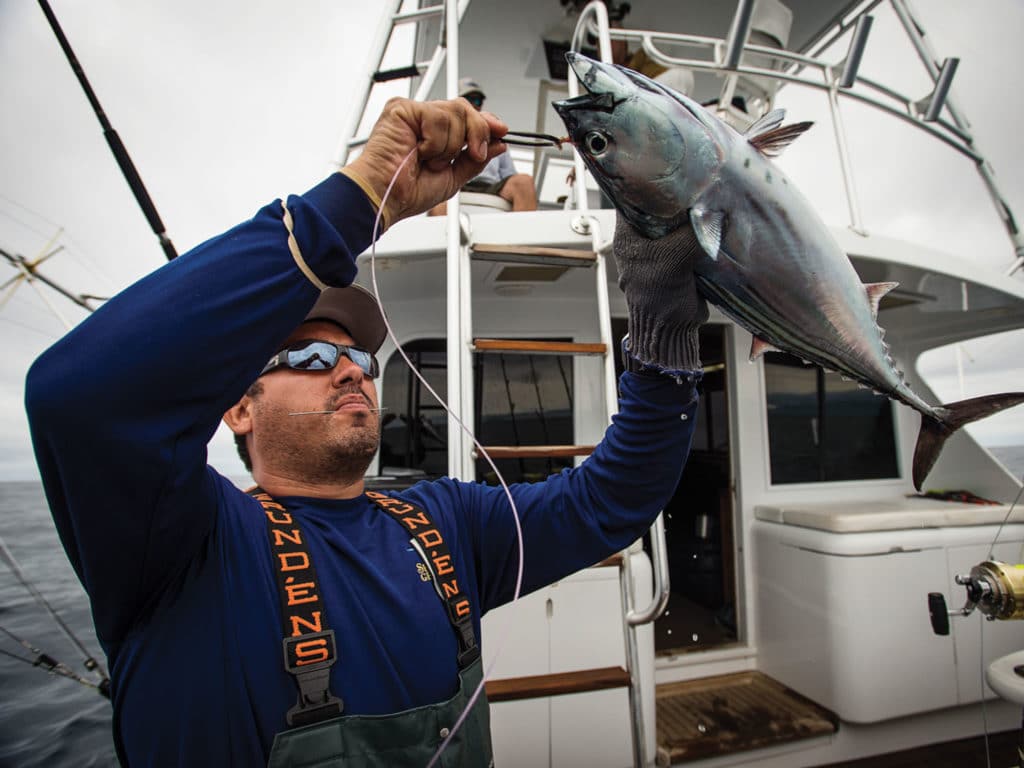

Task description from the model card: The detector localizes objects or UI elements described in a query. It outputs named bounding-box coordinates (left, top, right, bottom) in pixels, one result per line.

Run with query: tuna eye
left=584, top=131, right=609, bottom=156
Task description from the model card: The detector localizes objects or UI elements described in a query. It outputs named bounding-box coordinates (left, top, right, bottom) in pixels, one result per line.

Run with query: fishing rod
left=36, top=0, right=178, bottom=262
left=2, top=4, right=173, bottom=693
left=0, top=534, right=110, bottom=691
left=0, top=626, right=110, bottom=698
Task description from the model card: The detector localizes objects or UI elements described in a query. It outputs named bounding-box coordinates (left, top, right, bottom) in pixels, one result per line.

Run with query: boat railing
left=568, top=0, right=1024, bottom=276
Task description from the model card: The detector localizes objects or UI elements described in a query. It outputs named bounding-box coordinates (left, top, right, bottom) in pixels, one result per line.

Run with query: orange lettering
left=442, top=580, right=460, bottom=599
left=278, top=552, right=309, bottom=572
left=432, top=553, right=454, bottom=576
left=285, top=581, right=318, bottom=605
left=401, top=511, right=430, bottom=530
left=417, top=529, right=443, bottom=548
left=294, top=638, right=329, bottom=665
left=273, top=528, right=302, bottom=547
left=454, top=598, right=470, bottom=619
left=290, top=612, right=323, bottom=637
left=265, top=509, right=293, bottom=525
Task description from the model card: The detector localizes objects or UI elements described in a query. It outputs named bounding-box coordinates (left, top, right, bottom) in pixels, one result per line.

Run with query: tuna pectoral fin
left=691, top=208, right=724, bottom=260
left=913, top=392, right=1024, bottom=491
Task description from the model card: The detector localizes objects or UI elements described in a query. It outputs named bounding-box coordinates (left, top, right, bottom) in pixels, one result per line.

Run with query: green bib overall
left=252, top=489, right=494, bottom=768
left=265, top=656, right=492, bottom=768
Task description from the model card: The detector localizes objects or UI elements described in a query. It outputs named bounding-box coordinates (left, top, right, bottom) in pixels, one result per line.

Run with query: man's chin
left=326, top=432, right=380, bottom=478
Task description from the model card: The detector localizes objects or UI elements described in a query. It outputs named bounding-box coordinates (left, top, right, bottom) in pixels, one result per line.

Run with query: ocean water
left=1, top=449, right=1023, bottom=766
left=0, top=482, right=116, bottom=767
left=990, top=444, right=1024, bottom=482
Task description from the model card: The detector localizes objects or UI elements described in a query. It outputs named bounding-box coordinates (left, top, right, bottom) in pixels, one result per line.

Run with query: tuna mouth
left=552, top=52, right=625, bottom=122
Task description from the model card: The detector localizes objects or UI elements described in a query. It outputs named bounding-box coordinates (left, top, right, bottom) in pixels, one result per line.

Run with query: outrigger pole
left=36, top=0, right=178, bottom=262
left=0, top=244, right=101, bottom=321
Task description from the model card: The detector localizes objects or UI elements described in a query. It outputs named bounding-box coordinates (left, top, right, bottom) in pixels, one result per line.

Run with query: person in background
left=429, top=77, right=538, bottom=215
left=26, top=95, right=706, bottom=766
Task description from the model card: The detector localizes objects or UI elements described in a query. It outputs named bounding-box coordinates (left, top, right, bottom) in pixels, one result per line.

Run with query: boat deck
left=820, top=728, right=1021, bottom=767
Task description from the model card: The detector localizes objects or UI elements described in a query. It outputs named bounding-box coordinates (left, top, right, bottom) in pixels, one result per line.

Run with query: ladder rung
left=473, top=339, right=606, bottom=356
left=477, top=445, right=595, bottom=459
left=486, top=666, right=630, bottom=702
left=373, top=65, right=423, bottom=83
left=393, top=6, right=445, bottom=25
left=471, top=243, right=596, bottom=268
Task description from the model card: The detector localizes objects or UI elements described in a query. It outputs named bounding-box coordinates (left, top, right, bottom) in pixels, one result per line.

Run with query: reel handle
left=928, top=592, right=951, bottom=636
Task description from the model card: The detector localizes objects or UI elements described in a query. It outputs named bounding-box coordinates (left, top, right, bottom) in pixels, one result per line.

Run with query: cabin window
left=764, top=352, right=899, bottom=484
left=379, top=339, right=576, bottom=484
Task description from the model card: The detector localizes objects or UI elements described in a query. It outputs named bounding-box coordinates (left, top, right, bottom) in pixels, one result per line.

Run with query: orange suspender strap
left=250, top=488, right=343, bottom=728
left=366, top=491, right=480, bottom=669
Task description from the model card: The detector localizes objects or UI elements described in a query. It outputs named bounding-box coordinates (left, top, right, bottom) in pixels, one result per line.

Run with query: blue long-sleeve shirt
left=25, top=172, right=699, bottom=766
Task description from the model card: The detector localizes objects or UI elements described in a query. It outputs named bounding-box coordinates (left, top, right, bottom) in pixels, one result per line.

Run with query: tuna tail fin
left=913, top=392, right=1024, bottom=491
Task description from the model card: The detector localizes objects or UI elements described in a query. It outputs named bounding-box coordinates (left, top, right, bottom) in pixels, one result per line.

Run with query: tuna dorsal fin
left=748, top=121, right=814, bottom=157
left=749, top=336, right=780, bottom=361
left=864, top=281, right=899, bottom=319
left=690, top=208, right=724, bottom=260
left=745, top=109, right=786, bottom=140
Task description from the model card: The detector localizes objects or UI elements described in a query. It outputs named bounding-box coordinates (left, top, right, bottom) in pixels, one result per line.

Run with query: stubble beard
left=304, top=426, right=379, bottom=485
left=256, top=391, right=381, bottom=486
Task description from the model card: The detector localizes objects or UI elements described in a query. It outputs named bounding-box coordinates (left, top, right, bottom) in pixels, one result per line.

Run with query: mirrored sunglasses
left=260, top=340, right=380, bottom=379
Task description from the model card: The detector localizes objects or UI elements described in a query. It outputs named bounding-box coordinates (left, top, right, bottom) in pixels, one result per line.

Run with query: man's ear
left=223, top=396, right=253, bottom=436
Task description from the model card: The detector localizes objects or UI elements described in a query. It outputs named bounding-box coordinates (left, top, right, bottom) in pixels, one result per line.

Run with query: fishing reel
left=928, top=560, right=1024, bottom=635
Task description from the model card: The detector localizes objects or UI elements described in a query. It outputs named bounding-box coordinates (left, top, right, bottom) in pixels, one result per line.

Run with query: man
left=429, top=77, right=538, bottom=215
left=26, top=96, right=706, bottom=766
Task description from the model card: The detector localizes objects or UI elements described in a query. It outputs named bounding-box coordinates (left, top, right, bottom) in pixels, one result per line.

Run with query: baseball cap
left=302, top=284, right=387, bottom=353
left=458, top=77, right=485, bottom=100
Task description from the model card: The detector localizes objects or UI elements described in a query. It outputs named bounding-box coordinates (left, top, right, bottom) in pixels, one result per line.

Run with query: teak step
left=471, top=243, right=596, bottom=268
left=477, top=445, right=595, bottom=459
left=655, top=671, right=838, bottom=766
left=486, top=666, right=630, bottom=702
left=473, top=339, right=606, bottom=356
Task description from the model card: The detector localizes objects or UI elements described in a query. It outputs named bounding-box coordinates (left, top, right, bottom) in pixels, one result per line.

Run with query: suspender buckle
left=282, top=631, right=343, bottom=727
left=457, top=645, right=481, bottom=667
left=454, top=617, right=480, bottom=668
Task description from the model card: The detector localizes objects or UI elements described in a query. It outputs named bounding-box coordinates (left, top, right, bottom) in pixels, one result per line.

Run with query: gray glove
left=612, top=217, right=709, bottom=374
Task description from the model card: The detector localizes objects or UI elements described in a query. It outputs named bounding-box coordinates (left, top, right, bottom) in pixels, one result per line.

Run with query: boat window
left=380, top=339, right=576, bottom=484
left=764, top=352, right=899, bottom=484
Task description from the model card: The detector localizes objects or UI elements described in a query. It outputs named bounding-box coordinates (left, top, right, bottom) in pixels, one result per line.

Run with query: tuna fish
left=553, top=52, right=1024, bottom=491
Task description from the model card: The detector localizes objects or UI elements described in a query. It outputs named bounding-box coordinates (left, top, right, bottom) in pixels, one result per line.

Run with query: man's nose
left=329, top=354, right=364, bottom=387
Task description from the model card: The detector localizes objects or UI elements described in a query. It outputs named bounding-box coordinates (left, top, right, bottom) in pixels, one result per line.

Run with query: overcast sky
left=1, top=0, right=1022, bottom=482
